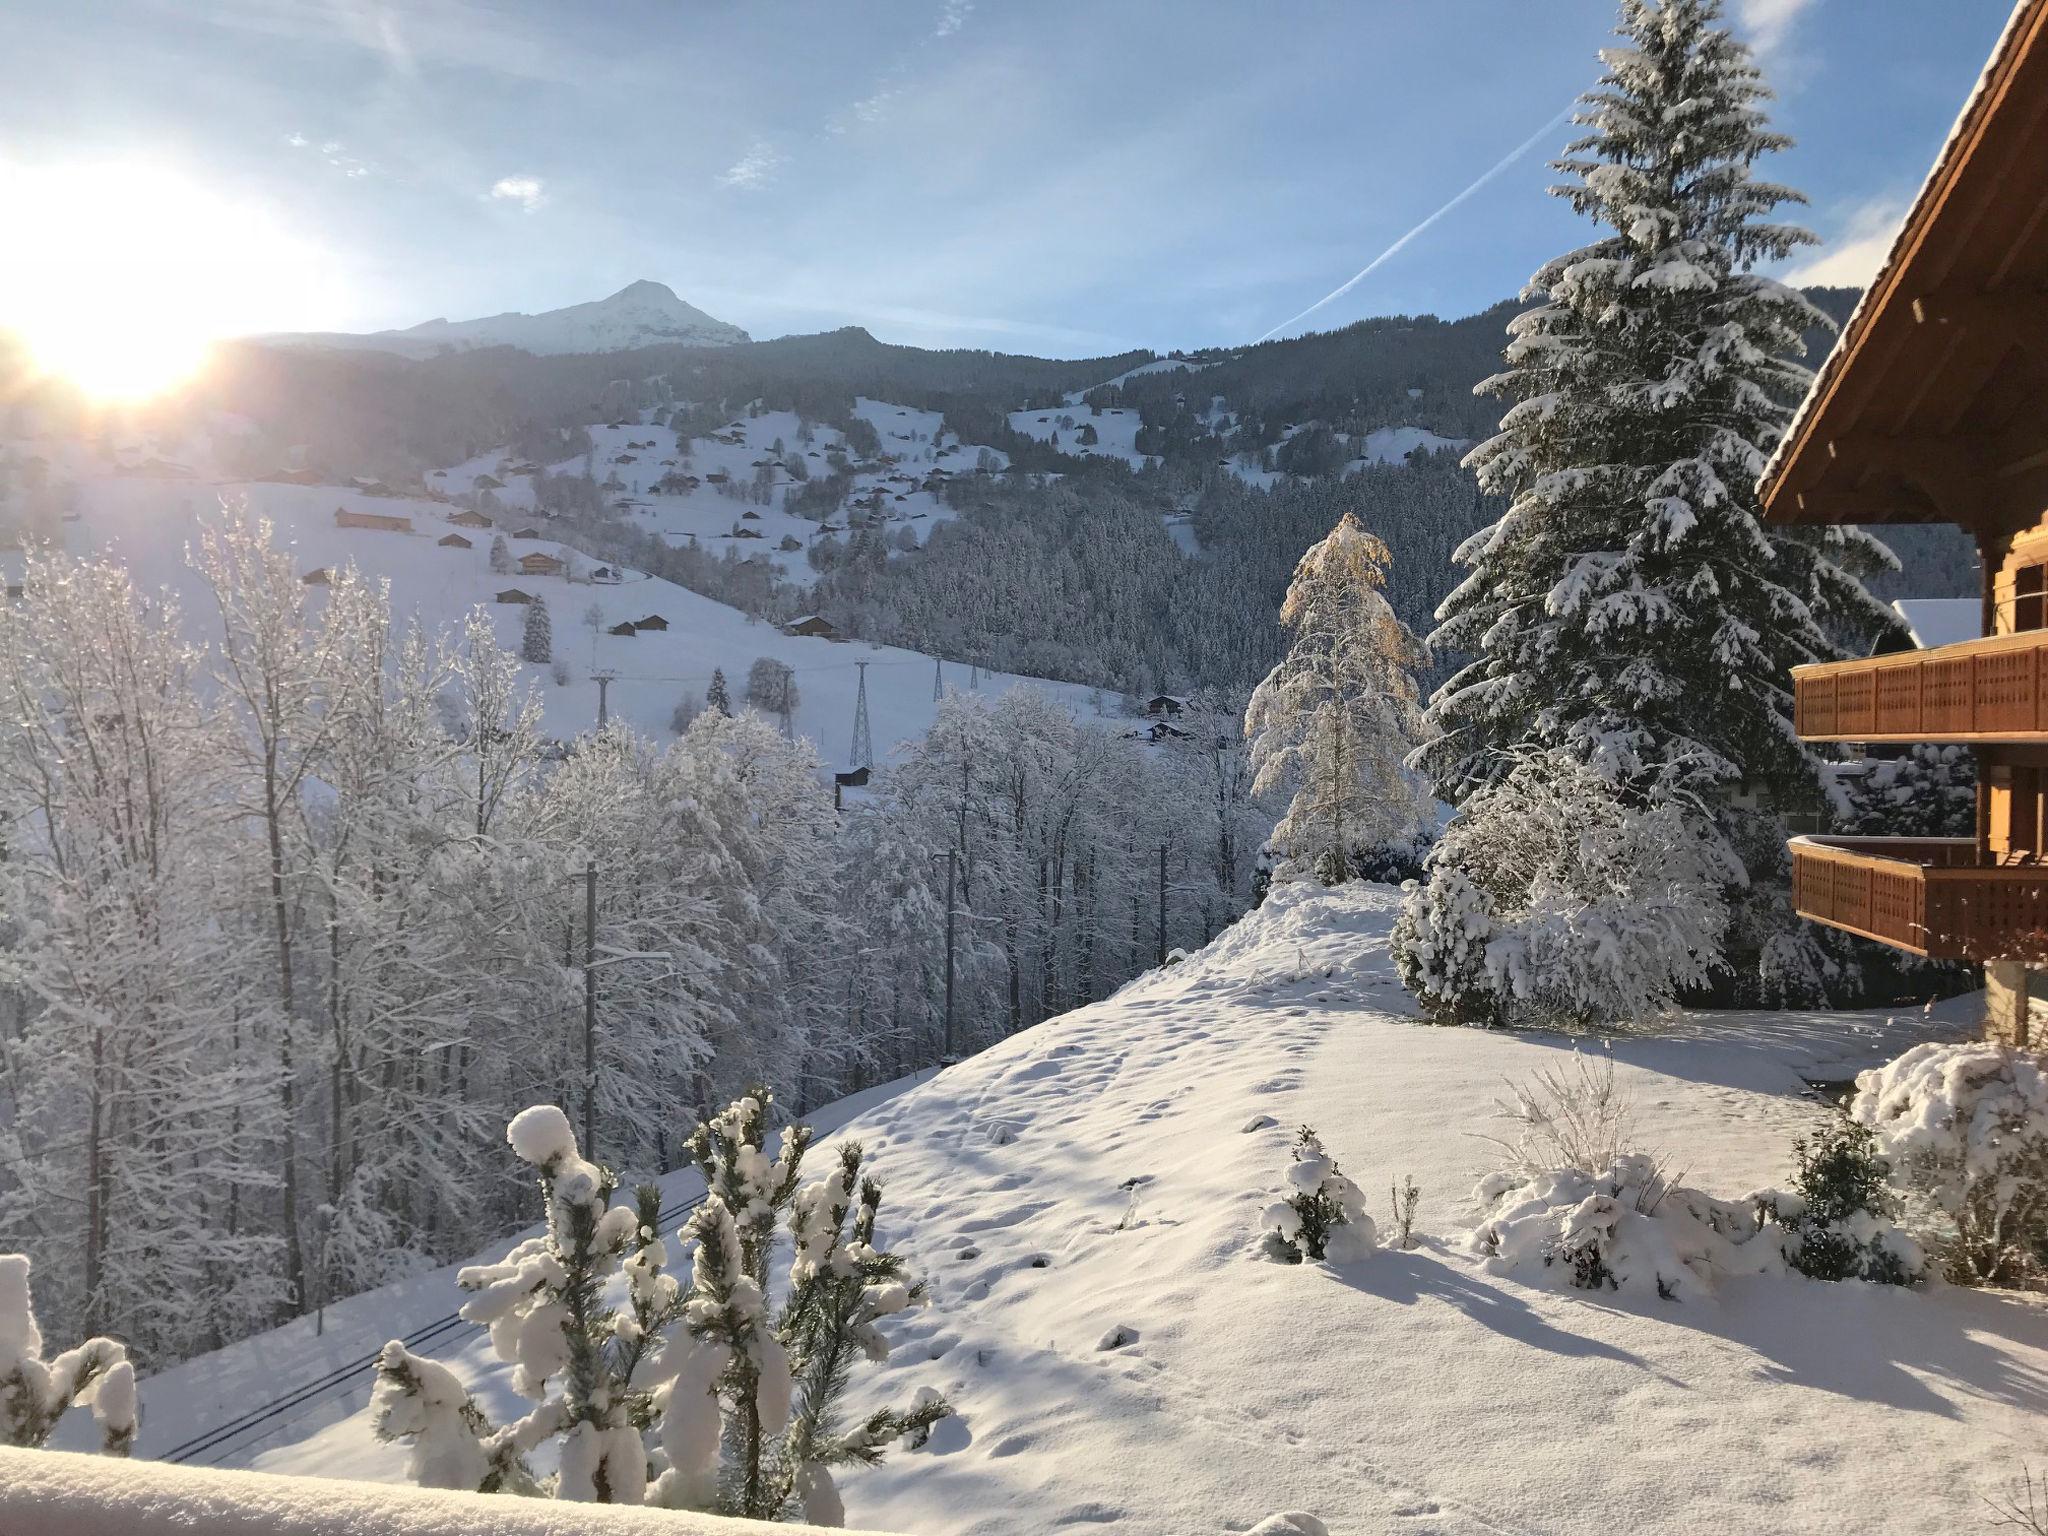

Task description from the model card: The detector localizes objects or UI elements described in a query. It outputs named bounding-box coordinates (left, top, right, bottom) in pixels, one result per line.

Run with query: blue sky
left=2, top=0, right=2015, bottom=356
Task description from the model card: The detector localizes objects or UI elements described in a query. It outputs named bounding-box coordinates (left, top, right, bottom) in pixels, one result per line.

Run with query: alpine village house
left=1760, top=0, right=2048, bottom=1045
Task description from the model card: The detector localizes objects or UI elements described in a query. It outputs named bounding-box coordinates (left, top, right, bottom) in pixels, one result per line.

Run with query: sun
left=0, top=158, right=342, bottom=402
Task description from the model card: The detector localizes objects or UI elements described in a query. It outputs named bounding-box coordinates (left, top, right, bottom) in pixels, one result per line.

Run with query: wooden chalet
left=334, top=508, right=414, bottom=534
left=518, top=551, right=566, bottom=577
left=300, top=567, right=331, bottom=586
left=1758, top=0, right=2048, bottom=1042
left=438, top=533, right=473, bottom=550
left=509, top=526, right=543, bottom=540
left=495, top=588, right=535, bottom=605
left=785, top=614, right=839, bottom=640
left=449, top=509, right=493, bottom=529
left=633, top=614, right=669, bottom=631
left=608, top=621, right=638, bottom=637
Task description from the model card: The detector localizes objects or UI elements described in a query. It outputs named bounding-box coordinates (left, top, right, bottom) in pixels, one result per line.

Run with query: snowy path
left=138, top=885, right=2048, bottom=1534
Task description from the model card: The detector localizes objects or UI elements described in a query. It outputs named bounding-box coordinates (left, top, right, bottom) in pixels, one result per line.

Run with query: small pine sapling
left=1767, top=1117, right=1924, bottom=1285
left=1388, top=1177, right=1421, bottom=1250
left=1263, top=1127, right=1376, bottom=1263
left=0, top=1254, right=137, bottom=1455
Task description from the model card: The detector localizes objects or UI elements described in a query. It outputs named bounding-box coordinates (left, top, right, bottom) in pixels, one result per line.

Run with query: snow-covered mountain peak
left=258, top=281, right=750, bottom=359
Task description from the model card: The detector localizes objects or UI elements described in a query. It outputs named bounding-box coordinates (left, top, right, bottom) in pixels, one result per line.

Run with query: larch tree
left=1410, top=0, right=1899, bottom=1007
left=1245, top=511, right=1429, bottom=886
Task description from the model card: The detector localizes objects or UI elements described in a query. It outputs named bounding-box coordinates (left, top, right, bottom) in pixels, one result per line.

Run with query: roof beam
left=1790, top=485, right=1954, bottom=527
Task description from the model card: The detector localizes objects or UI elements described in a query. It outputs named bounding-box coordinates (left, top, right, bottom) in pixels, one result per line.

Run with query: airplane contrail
left=1253, top=103, right=1578, bottom=344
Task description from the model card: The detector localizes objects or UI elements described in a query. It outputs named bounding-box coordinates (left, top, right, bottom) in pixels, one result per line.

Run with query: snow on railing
left=0, top=1448, right=907, bottom=1536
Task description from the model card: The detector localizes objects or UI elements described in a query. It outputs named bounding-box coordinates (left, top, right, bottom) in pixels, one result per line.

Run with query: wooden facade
left=1759, top=0, right=2048, bottom=1039
left=334, top=508, right=414, bottom=534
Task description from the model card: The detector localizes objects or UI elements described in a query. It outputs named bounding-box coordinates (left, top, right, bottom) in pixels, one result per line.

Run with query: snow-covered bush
left=1469, top=1155, right=1778, bottom=1301
left=372, top=1093, right=948, bottom=1520
left=1468, top=1062, right=1922, bottom=1297
left=1262, top=1127, right=1376, bottom=1263
left=1851, top=1043, right=2048, bottom=1287
left=0, top=1255, right=136, bottom=1455
left=1762, top=1117, right=1924, bottom=1286
left=1395, top=750, right=1736, bottom=1028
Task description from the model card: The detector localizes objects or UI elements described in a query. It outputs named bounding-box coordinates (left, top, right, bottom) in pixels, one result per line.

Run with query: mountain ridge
left=259, top=280, right=750, bottom=359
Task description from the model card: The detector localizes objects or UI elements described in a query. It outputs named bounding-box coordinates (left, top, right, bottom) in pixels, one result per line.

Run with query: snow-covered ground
left=115, top=882, right=2043, bottom=1534
left=14, top=447, right=1102, bottom=765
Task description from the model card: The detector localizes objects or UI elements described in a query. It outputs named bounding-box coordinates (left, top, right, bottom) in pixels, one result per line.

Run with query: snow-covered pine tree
left=488, top=533, right=511, bottom=575
left=1262, top=1127, right=1375, bottom=1264
left=707, top=668, right=732, bottom=717
left=0, top=1255, right=136, bottom=1454
left=1245, top=511, right=1429, bottom=885
left=371, top=1093, right=946, bottom=1520
left=521, top=596, right=552, bottom=665
left=1414, top=0, right=1899, bottom=1004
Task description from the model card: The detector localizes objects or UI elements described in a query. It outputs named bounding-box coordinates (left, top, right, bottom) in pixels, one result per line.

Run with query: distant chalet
left=784, top=615, right=839, bottom=640
left=518, top=552, right=566, bottom=578
left=448, top=509, right=493, bottom=529
left=438, top=533, right=473, bottom=550
left=495, top=588, right=535, bottom=605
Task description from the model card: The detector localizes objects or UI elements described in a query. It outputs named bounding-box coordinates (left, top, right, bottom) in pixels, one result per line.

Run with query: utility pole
left=933, top=849, right=959, bottom=1065
left=583, top=860, right=598, bottom=1156
left=1156, top=843, right=1168, bottom=966
left=592, top=669, right=617, bottom=732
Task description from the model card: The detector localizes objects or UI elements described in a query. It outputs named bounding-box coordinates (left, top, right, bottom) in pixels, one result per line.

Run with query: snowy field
left=111, top=883, right=2045, bottom=1535
left=19, top=457, right=1103, bottom=766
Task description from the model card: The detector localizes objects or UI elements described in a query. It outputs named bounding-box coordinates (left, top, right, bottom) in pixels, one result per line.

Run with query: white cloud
left=1783, top=195, right=1909, bottom=288
left=717, top=141, right=786, bottom=192
left=283, top=131, right=308, bottom=148
left=934, top=1, right=973, bottom=39
left=1735, top=0, right=1819, bottom=59
left=488, top=174, right=546, bottom=210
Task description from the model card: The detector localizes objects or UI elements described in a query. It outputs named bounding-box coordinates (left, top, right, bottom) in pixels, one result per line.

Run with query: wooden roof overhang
left=1760, top=0, right=2048, bottom=543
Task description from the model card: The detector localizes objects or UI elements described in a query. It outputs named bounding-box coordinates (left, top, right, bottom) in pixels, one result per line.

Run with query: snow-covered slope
left=13, top=439, right=1100, bottom=766
left=262, top=281, right=749, bottom=358
left=122, top=882, right=2040, bottom=1535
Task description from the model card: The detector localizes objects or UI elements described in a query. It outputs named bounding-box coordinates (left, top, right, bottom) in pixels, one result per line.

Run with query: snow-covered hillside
left=121, top=883, right=2040, bottom=1535
left=261, top=281, right=749, bottom=358
left=10, top=440, right=1100, bottom=766
left=1006, top=404, right=1154, bottom=469
left=442, top=399, right=1004, bottom=582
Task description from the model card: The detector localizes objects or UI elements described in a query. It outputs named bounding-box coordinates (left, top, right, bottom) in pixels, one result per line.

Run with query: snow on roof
left=1759, top=0, right=2044, bottom=502
left=0, top=1447, right=899, bottom=1536
left=1890, top=597, right=1980, bottom=650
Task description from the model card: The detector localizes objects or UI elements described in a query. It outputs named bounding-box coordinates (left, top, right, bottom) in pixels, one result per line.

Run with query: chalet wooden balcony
left=1789, top=835, right=2048, bottom=960
left=1791, top=629, right=2048, bottom=743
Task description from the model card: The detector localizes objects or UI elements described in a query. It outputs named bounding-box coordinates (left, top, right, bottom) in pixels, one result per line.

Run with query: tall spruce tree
left=1414, top=0, right=1899, bottom=1004
left=521, top=596, right=552, bottom=665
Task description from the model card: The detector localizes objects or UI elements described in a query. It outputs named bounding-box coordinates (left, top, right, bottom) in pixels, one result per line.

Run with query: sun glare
left=0, top=159, right=342, bottom=401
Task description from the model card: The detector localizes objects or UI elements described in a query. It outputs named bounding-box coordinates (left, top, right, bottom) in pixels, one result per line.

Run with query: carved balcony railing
left=1791, top=629, right=2048, bottom=742
left=1789, top=835, right=2048, bottom=959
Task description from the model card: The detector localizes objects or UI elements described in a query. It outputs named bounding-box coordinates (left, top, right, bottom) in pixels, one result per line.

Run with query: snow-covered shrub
left=1262, top=1127, right=1376, bottom=1263
left=1470, top=1155, right=1784, bottom=1300
left=1395, top=749, right=1736, bottom=1028
left=372, top=1092, right=948, bottom=1519
left=1762, top=1117, right=1924, bottom=1286
left=0, top=1255, right=136, bottom=1455
left=1851, top=1043, right=2048, bottom=1287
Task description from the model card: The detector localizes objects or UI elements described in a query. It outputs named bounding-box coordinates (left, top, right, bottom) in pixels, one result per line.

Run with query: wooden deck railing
left=1792, top=628, right=2048, bottom=741
left=1789, top=835, right=2048, bottom=959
